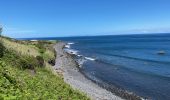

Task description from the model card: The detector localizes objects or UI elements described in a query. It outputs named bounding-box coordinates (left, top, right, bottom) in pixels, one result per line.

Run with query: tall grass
left=2, top=38, right=40, bottom=57
left=0, top=37, right=90, bottom=100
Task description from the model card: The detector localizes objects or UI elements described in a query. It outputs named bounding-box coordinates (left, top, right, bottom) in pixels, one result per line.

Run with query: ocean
left=24, top=33, right=170, bottom=100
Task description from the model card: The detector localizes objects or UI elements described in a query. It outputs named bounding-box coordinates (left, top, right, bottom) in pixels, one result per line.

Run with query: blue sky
left=0, top=0, right=170, bottom=38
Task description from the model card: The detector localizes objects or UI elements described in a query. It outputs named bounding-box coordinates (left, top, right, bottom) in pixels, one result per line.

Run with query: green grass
left=0, top=37, right=90, bottom=100
left=1, top=37, right=55, bottom=61
left=1, top=38, right=40, bottom=57
left=0, top=60, right=89, bottom=100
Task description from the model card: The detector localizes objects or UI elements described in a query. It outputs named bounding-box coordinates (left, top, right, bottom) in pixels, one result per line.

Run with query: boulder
left=157, top=50, right=166, bottom=55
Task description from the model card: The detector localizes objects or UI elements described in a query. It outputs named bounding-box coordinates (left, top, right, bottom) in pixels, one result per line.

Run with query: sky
left=0, top=0, right=170, bottom=38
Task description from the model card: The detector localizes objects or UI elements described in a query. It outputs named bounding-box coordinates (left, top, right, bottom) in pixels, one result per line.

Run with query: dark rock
left=48, top=59, right=55, bottom=66
left=157, top=50, right=166, bottom=55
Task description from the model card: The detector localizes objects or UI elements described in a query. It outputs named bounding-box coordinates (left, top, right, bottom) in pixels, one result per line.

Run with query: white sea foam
left=65, top=42, right=74, bottom=48
left=30, top=40, right=38, bottom=42
left=65, top=49, right=78, bottom=55
left=68, top=42, right=74, bottom=45
left=65, top=44, right=70, bottom=48
left=85, top=57, right=96, bottom=61
left=77, top=54, right=83, bottom=57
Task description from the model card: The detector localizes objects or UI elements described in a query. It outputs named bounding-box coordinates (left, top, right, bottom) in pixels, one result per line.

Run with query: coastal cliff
left=0, top=36, right=89, bottom=100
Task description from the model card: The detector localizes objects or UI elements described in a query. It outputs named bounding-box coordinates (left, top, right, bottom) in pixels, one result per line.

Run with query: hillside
left=0, top=36, right=89, bottom=100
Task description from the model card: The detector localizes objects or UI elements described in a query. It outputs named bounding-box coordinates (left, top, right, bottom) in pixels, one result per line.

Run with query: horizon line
left=15, top=32, right=170, bottom=39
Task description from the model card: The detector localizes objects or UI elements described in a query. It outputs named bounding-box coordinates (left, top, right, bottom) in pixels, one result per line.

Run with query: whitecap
left=77, top=54, right=83, bottom=57
left=65, top=49, right=78, bottom=55
left=68, top=42, right=74, bottom=45
left=85, top=57, right=96, bottom=61
left=65, top=44, right=70, bottom=48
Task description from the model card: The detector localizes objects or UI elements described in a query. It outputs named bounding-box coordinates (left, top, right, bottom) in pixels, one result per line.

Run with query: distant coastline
left=16, top=32, right=170, bottom=40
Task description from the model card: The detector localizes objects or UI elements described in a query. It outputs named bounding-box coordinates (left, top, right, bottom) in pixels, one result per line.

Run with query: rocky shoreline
left=53, top=42, right=142, bottom=100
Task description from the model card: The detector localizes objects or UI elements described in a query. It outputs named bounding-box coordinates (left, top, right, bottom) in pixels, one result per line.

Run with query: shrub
left=35, top=41, right=46, bottom=55
left=0, top=42, right=5, bottom=58
left=36, top=56, right=45, bottom=67
left=19, top=55, right=38, bottom=69
left=3, top=49, right=40, bottom=70
left=36, top=41, right=45, bottom=49
left=38, top=48, right=45, bottom=54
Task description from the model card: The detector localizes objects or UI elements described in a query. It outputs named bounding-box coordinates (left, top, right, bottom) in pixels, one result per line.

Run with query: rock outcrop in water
left=157, top=50, right=166, bottom=55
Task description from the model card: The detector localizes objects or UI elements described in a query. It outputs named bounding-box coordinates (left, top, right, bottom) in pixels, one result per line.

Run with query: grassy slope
left=0, top=37, right=89, bottom=100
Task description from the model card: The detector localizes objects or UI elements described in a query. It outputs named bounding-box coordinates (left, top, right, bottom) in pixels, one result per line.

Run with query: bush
left=35, top=41, right=46, bottom=55
left=36, top=41, right=45, bottom=49
left=36, top=56, right=45, bottom=67
left=19, top=55, right=39, bottom=69
left=38, top=48, right=45, bottom=54
left=2, top=49, right=41, bottom=70
left=0, top=42, right=5, bottom=58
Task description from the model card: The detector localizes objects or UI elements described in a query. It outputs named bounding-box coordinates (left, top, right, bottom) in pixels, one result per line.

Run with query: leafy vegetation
left=0, top=42, right=4, bottom=58
left=0, top=37, right=89, bottom=100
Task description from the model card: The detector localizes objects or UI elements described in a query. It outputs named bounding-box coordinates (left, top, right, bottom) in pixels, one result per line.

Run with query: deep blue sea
left=24, top=33, right=170, bottom=100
